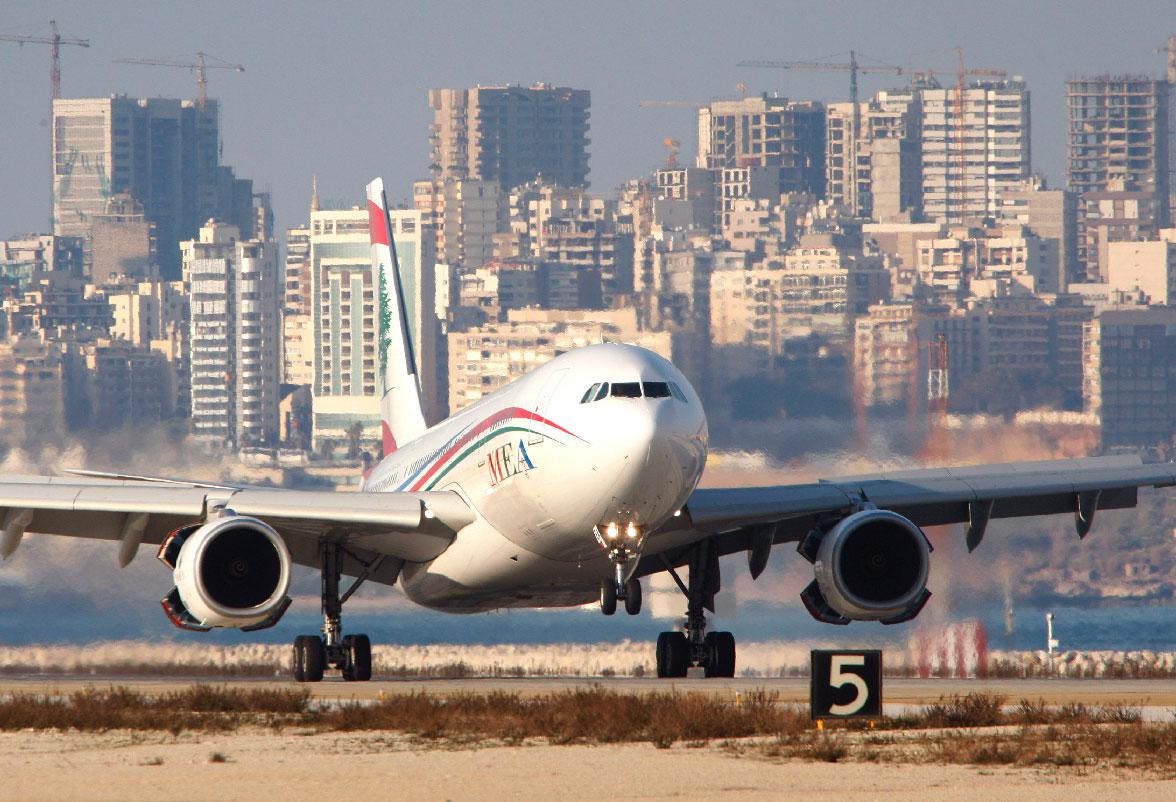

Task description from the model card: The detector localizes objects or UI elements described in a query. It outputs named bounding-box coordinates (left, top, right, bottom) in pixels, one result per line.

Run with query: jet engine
left=798, top=509, right=932, bottom=625
left=157, top=515, right=292, bottom=631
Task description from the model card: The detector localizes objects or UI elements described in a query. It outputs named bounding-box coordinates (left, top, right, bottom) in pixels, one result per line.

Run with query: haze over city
left=2, top=0, right=1174, bottom=236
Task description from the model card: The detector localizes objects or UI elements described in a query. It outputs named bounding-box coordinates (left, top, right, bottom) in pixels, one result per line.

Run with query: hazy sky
left=1, top=1, right=1173, bottom=238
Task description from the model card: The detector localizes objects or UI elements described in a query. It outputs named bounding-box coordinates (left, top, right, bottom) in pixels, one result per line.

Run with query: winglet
left=366, top=178, right=427, bottom=456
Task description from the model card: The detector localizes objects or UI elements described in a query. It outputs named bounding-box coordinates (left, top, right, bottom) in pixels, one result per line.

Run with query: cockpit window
left=610, top=382, right=642, bottom=399
left=642, top=381, right=671, bottom=398
left=580, top=383, right=601, bottom=403
left=668, top=381, right=687, bottom=402
left=593, top=382, right=610, bottom=401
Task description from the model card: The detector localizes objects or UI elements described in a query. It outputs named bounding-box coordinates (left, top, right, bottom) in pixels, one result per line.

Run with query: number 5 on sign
left=810, top=650, right=882, bottom=720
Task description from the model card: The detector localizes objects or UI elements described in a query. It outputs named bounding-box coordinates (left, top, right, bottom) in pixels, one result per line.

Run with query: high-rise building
left=826, top=96, right=922, bottom=220
left=879, top=79, right=1031, bottom=224
left=1066, top=76, right=1170, bottom=223
left=181, top=220, right=280, bottom=449
left=52, top=96, right=257, bottom=278
left=414, top=178, right=503, bottom=270
left=310, top=204, right=439, bottom=445
left=428, top=84, right=590, bottom=190
left=696, top=95, right=825, bottom=197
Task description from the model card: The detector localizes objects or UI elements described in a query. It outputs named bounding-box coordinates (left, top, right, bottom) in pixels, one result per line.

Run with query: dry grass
left=0, top=685, right=312, bottom=734
left=317, top=687, right=809, bottom=747
left=1, top=685, right=1174, bottom=772
left=0, top=685, right=806, bottom=746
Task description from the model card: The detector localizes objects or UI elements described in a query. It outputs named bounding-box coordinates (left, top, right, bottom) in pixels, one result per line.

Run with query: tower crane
left=114, top=52, right=244, bottom=111
left=738, top=52, right=904, bottom=214
left=0, top=20, right=90, bottom=101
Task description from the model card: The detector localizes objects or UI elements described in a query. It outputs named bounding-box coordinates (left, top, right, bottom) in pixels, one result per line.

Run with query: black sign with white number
left=810, top=650, right=882, bottom=720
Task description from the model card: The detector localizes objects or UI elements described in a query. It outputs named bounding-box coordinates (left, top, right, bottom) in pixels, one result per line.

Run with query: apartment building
left=826, top=97, right=921, bottom=220
left=310, top=204, right=440, bottom=444
left=447, top=308, right=671, bottom=412
left=1083, top=307, right=1176, bottom=449
left=181, top=220, right=280, bottom=449
left=878, top=79, right=1030, bottom=225
left=428, top=84, right=590, bottom=190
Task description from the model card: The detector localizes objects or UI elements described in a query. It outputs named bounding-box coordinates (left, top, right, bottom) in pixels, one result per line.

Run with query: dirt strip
left=3, top=729, right=1175, bottom=802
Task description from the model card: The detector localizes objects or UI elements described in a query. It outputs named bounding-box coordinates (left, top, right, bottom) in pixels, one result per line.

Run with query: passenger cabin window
left=580, top=383, right=601, bottom=403
left=611, top=382, right=642, bottom=399
left=593, top=382, right=610, bottom=401
left=642, top=381, right=671, bottom=398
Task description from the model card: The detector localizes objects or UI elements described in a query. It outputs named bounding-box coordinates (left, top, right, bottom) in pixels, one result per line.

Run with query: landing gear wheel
left=624, top=578, right=642, bottom=615
left=292, top=635, right=325, bottom=683
left=600, top=580, right=617, bottom=616
left=704, top=631, right=736, bottom=678
left=656, top=631, right=689, bottom=678
left=341, top=634, right=372, bottom=682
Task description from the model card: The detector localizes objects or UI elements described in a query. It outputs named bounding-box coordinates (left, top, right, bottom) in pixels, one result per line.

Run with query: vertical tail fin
left=367, top=178, right=427, bottom=454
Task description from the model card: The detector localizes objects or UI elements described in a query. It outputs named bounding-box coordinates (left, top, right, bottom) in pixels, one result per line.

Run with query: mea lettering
left=487, top=439, right=536, bottom=486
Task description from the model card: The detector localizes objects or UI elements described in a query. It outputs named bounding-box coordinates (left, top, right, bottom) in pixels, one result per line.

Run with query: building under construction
left=428, top=84, right=591, bottom=191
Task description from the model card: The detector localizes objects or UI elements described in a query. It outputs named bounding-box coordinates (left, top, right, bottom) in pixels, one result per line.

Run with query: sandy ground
left=3, top=676, right=1175, bottom=800
left=4, top=675, right=1176, bottom=706
left=2, top=728, right=1175, bottom=802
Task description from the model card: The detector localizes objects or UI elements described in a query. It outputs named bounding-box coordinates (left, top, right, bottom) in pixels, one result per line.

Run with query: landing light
left=606, top=522, right=619, bottom=540
left=626, top=522, right=638, bottom=539
left=673, top=510, right=682, bottom=517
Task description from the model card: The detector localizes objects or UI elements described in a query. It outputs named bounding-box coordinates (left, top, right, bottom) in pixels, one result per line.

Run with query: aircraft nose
left=601, top=397, right=706, bottom=518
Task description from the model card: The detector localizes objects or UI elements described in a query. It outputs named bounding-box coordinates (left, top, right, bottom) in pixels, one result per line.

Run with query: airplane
left=3, top=176, right=1175, bottom=682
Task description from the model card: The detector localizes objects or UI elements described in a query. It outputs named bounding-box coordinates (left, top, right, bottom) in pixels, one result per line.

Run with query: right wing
left=0, top=476, right=475, bottom=585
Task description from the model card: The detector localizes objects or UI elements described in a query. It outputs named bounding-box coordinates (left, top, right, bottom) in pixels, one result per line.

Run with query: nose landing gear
left=291, top=542, right=374, bottom=683
left=599, top=575, right=642, bottom=616
left=595, top=521, right=647, bottom=616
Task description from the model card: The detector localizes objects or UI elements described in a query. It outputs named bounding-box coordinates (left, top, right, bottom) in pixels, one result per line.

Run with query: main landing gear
left=292, top=542, right=372, bottom=682
left=654, top=541, right=736, bottom=678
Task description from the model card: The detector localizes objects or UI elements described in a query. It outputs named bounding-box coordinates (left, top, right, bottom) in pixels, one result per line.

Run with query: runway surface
left=3, top=675, right=1176, bottom=706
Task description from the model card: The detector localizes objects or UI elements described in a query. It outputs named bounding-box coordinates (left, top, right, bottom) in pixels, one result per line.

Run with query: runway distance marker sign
left=810, top=649, right=882, bottom=720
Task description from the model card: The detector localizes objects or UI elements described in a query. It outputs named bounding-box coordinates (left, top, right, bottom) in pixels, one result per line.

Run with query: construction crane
left=0, top=19, right=90, bottom=101
left=739, top=52, right=905, bottom=213
left=662, top=137, right=681, bottom=167
left=638, top=100, right=703, bottom=109
left=114, top=52, right=244, bottom=111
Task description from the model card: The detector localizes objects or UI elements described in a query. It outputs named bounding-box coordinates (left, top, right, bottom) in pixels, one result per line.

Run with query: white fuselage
left=362, top=343, right=709, bottom=612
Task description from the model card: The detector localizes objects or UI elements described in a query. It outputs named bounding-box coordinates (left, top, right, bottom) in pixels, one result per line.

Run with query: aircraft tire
left=600, top=580, right=617, bottom=615
left=623, top=578, right=642, bottom=615
left=342, top=634, right=372, bottom=682
left=293, top=635, right=325, bottom=683
left=656, top=631, right=689, bottom=678
left=704, top=631, right=736, bottom=678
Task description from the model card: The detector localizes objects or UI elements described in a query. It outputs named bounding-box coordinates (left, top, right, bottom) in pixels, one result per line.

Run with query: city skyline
left=2, top=0, right=1174, bottom=238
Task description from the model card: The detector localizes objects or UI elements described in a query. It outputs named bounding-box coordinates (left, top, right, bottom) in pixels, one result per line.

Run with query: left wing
left=644, top=455, right=1176, bottom=566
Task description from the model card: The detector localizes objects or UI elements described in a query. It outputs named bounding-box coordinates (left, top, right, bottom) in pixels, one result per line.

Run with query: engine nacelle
left=799, top=509, right=932, bottom=625
left=159, top=515, right=292, bottom=630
